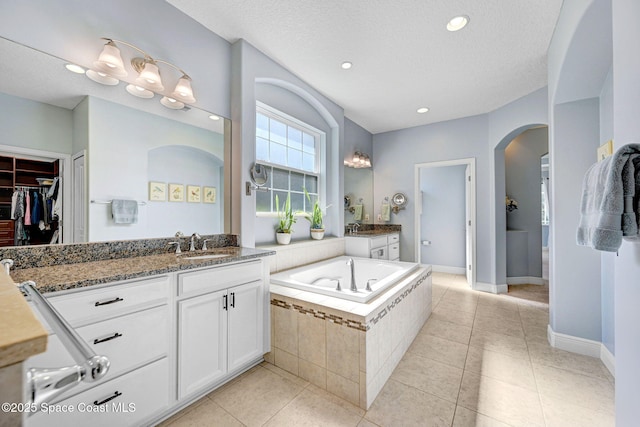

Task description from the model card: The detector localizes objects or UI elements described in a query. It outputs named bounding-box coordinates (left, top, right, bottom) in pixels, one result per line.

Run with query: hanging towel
left=381, top=204, right=391, bottom=222
left=577, top=143, right=640, bottom=251
left=353, top=205, right=363, bottom=221
left=111, top=199, right=139, bottom=224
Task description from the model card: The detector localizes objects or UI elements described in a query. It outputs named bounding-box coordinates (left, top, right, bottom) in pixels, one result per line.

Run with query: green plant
left=275, top=193, right=296, bottom=233
left=301, top=188, right=323, bottom=229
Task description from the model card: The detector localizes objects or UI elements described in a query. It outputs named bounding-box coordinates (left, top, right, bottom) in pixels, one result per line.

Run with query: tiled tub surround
left=268, top=265, right=432, bottom=409
left=2, top=234, right=238, bottom=270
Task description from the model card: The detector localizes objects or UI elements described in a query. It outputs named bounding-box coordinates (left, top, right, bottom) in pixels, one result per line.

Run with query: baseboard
left=431, top=265, right=466, bottom=275
left=548, top=325, right=615, bottom=377
left=506, top=276, right=544, bottom=285
left=474, top=281, right=508, bottom=294
left=600, top=344, right=615, bottom=377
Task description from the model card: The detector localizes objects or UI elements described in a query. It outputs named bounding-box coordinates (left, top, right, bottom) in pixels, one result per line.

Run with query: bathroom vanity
left=5, top=239, right=273, bottom=427
left=345, top=232, right=400, bottom=261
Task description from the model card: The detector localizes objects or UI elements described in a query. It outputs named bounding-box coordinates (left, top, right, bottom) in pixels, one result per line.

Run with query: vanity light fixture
left=345, top=151, right=372, bottom=168
left=341, top=61, right=353, bottom=70
left=417, top=107, right=430, bottom=113
left=88, top=38, right=197, bottom=109
left=447, top=15, right=470, bottom=32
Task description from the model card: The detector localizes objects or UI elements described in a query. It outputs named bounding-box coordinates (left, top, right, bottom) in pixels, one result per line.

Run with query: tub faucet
left=346, top=258, right=358, bottom=292
left=190, top=233, right=201, bottom=251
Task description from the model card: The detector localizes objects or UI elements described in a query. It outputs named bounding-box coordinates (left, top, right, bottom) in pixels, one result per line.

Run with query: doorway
left=414, top=158, right=476, bottom=287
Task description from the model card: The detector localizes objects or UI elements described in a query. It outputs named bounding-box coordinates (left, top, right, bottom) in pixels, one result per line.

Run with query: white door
left=72, top=152, right=86, bottom=242
left=178, top=290, right=228, bottom=399
left=465, top=165, right=472, bottom=285
left=227, top=280, right=263, bottom=372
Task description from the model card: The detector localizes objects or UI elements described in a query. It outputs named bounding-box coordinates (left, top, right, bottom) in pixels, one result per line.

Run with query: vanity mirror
left=0, top=36, right=231, bottom=247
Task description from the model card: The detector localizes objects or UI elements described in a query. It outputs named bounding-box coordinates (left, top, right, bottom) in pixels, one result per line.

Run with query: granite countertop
left=0, top=272, right=47, bottom=368
left=11, top=247, right=275, bottom=294
left=344, top=230, right=400, bottom=237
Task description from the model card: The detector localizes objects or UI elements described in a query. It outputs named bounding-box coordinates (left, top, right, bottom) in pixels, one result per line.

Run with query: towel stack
left=577, top=143, right=640, bottom=251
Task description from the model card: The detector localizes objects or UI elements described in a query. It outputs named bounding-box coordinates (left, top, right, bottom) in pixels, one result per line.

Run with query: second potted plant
left=301, top=188, right=325, bottom=240
left=275, top=193, right=296, bottom=244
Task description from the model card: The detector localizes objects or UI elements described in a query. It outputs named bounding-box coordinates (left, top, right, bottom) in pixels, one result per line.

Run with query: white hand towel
left=381, top=204, right=391, bottom=222
left=111, top=199, right=138, bottom=224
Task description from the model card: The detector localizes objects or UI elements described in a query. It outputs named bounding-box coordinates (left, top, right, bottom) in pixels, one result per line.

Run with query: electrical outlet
left=377, top=214, right=382, bottom=221
left=364, top=214, right=370, bottom=221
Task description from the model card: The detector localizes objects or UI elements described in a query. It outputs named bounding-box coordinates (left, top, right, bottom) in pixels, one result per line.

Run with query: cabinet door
left=227, top=280, right=263, bottom=372
left=178, top=290, right=228, bottom=399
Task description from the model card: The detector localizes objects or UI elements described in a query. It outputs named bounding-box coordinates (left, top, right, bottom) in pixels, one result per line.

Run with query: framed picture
left=187, top=185, right=201, bottom=203
left=148, top=181, right=166, bottom=201
left=203, top=186, right=217, bottom=204
left=169, top=184, right=184, bottom=202
left=597, top=140, right=613, bottom=161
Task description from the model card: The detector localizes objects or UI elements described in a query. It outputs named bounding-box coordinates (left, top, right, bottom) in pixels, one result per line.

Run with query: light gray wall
left=72, top=97, right=89, bottom=156
left=231, top=40, right=345, bottom=248
left=344, top=118, right=373, bottom=225
left=419, top=165, right=466, bottom=269
left=612, top=0, right=640, bottom=422
left=505, top=127, right=548, bottom=278
left=0, top=92, right=72, bottom=154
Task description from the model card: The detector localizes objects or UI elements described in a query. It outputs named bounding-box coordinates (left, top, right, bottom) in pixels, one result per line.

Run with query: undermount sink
left=180, top=254, right=232, bottom=260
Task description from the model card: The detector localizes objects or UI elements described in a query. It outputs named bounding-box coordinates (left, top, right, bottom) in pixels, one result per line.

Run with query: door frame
left=414, top=157, right=477, bottom=288
left=71, top=150, right=87, bottom=243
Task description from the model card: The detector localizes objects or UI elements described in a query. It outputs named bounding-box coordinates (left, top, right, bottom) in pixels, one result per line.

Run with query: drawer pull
left=93, top=332, right=123, bottom=345
left=94, top=297, right=124, bottom=307
left=94, top=391, right=122, bottom=406
left=230, top=292, right=235, bottom=308
left=223, top=294, right=228, bottom=310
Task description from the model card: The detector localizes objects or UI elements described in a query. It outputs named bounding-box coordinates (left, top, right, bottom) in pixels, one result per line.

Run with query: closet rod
left=91, top=199, right=147, bottom=206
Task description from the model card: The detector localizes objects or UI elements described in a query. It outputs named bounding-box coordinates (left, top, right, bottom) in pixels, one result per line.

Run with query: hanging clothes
left=31, top=191, right=42, bottom=224
left=13, top=190, right=27, bottom=246
left=24, top=190, right=31, bottom=226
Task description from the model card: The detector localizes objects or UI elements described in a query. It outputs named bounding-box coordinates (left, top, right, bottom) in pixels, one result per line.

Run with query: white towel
left=381, top=204, right=391, bottom=222
left=353, top=205, right=363, bottom=221
left=111, top=199, right=138, bottom=224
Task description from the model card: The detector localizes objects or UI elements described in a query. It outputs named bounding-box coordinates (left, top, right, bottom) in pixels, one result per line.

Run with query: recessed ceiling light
left=447, top=15, right=469, bottom=32
left=341, top=61, right=353, bottom=70
left=65, top=63, right=85, bottom=74
left=417, top=107, right=430, bottom=114
left=209, top=114, right=221, bottom=121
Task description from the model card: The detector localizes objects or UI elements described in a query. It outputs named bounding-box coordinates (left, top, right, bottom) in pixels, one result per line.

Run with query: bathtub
left=270, top=256, right=420, bottom=303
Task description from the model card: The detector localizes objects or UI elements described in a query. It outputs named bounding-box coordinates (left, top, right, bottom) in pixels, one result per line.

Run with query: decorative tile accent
left=270, top=298, right=367, bottom=332
left=367, top=271, right=430, bottom=329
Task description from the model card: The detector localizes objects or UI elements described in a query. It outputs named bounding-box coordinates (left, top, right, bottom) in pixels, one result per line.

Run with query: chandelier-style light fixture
left=86, top=38, right=196, bottom=109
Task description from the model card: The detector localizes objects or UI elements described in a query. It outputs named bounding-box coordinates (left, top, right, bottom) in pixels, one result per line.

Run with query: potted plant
left=301, top=188, right=325, bottom=240
left=275, top=193, right=296, bottom=244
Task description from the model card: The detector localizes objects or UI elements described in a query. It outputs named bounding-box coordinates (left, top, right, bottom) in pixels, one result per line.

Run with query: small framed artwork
left=148, top=181, right=166, bottom=201
left=597, top=140, right=613, bottom=161
left=187, top=185, right=201, bottom=203
left=169, top=184, right=184, bottom=202
left=203, top=186, right=217, bottom=204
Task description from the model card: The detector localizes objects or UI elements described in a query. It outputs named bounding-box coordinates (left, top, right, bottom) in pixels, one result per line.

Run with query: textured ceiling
left=168, top=0, right=562, bottom=134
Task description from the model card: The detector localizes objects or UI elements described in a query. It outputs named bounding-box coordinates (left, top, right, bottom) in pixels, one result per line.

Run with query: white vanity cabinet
left=177, top=260, right=266, bottom=400
left=345, top=233, right=400, bottom=261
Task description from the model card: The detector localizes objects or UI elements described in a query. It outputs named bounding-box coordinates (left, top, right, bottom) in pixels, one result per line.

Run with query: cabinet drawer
left=26, top=306, right=170, bottom=398
left=370, top=236, right=388, bottom=249
left=26, top=357, right=170, bottom=427
left=389, top=244, right=400, bottom=260
left=0, top=220, right=13, bottom=231
left=388, top=234, right=399, bottom=244
left=178, top=260, right=262, bottom=296
left=48, top=275, right=170, bottom=326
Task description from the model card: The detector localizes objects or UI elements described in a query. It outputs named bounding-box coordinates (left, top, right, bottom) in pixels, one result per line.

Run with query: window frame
left=255, top=102, right=327, bottom=218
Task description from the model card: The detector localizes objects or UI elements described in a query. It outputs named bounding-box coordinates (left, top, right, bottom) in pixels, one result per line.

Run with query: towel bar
left=91, top=199, right=147, bottom=205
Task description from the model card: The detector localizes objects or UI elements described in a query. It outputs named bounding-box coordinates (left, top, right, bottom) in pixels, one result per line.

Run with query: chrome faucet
left=352, top=223, right=360, bottom=234
left=202, top=238, right=214, bottom=251
left=190, top=233, right=201, bottom=251
left=168, top=242, right=181, bottom=254
left=346, top=258, right=358, bottom=292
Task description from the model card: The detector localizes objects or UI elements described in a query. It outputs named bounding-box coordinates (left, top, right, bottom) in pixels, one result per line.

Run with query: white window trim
left=255, top=102, right=327, bottom=215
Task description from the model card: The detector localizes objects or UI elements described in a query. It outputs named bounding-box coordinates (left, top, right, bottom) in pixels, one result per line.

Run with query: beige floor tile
left=391, top=351, right=464, bottom=403
left=477, top=294, right=520, bottom=312
left=432, top=284, right=448, bottom=303
left=475, top=303, right=521, bottom=322
left=156, top=397, right=210, bottom=427
left=356, top=418, right=380, bottom=427
left=464, top=346, right=537, bottom=391
left=452, top=405, right=512, bottom=427
left=527, top=338, right=610, bottom=380
left=533, top=363, right=615, bottom=416
left=472, top=314, right=525, bottom=338
left=539, top=393, right=615, bottom=427
left=443, top=287, right=479, bottom=301
left=423, top=318, right=472, bottom=345
left=407, top=333, right=469, bottom=368
left=211, top=366, right=306, bottom=426
left=261, top=361, right=310, bottom=388
left=458, top=371, right=545, bottom=426
left=521, top=320, right=548, bottom=339
left=469, top=328, right=529, bottom=358
left=365, top=379, right=456, bottom=427
left=167, top=398, right=244, bottom=427
left=518, top=304, right=549, bottom=321
left=306, top=383, right=366, bottom=417
left=264, top=388, right=363, bottom=427
left=435, top=299, right=478, bottom=315
left=431, top=305, right=475, bottom=327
